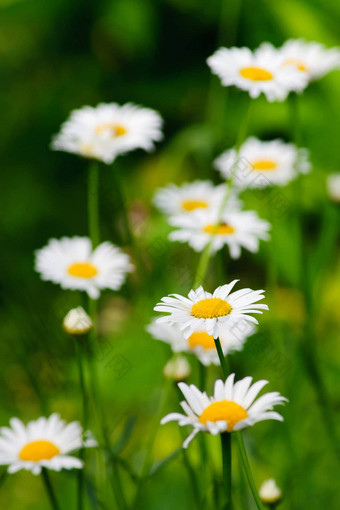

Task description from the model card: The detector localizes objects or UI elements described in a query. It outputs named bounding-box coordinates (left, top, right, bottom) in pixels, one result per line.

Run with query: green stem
left=182, top=448, right=203, bottom=508
left=132, top=381, right=172, bottom=508
left=88, top=162, right=100, bottom=248
left=111, top=163, right=134, bottom=246
left=193, top=100, right=252, bottom=288
left=41, top=468, right=60, bottom=510
left=76, top=340, right=88, bottom=428
left=87, top=162, right=108, bottom=501
left=236, top=433, right=264, bottom=510
left=110, top=460, right=128, bottom=510
left=220, top=433, right=232, bottom=509
left=75, top=340, right=88, bottom=510
left=214, top=337, right=228, bottom=378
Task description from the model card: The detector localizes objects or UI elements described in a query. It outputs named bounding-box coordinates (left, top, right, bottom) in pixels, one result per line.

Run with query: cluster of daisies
left=0, top=102, right=164, bottom=476
left=152, top=280, right=287, bottom=447
left=147, top=38, right=340, bottom=450
left=153, top=134, right=311, bottom=258
left=208, top=38, right=340, bottom=102
left=1, top=36, right=339, bottom=493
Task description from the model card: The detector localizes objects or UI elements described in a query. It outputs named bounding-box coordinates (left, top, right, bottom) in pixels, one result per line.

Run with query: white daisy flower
left=51, top=102, right=163, bottom=164
left=327, top=173, right=340, bottom=203
left=154, top=280, right=268, bottom=339
left=277, top=39, right=340, bottom=81
left=161, top=374, right=287, bottom=447
left=35, top=236, right=133, bottom=299
left=215, top=137, right=310, bottom=190
left=207, top=45, right=308, bottom=102
left=169, top=206, right=270, bottom=259
left=147, top=318, right=255, bottom=366
left=153, top=180, right=241, bottom=217
left=0, top=413, right=96, bottom=475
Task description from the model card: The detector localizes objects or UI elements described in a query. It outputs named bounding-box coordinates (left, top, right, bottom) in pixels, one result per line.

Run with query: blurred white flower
left=148, top=318, right=255, bottom=366
left=63, top=306, right=93, bottom=335
left=327, top=173, right=340, bottom=203
left=35, top=236, right=133, bottom=299
left=0, top=414, right=96, bottom=475
left=161, top=374, right=287, bottom=448
left=51, top=103, right=163, bottom=164
left=163, top=355, right=191, bottom=381
left=276, top=39, right=340, bottom=81
left=207, top=45, right=307, bottom=102
left=215, top=137, right=310, bottom=190
left=259, top=479, right=283, bottom=505
left=153, top=180, right=241, bottom=217
left=169, top=206, right=270, bottom=258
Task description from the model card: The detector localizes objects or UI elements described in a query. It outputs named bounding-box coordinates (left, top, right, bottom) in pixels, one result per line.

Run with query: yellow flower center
left=95, top=123, right=127, bottom=137
left=282, top=58, right=307, bottom=72
left=68, top=262, right=98, bottom=279
left=191, top=298, right=231, bottom=319
left=240, top=67, right=273, bottom=81
left=203, top=223, right=235, bottom=235
left=251, top=159, right=277, bottom=171
left=199, top=401, right=248, bottom=431
left=187, top=331, right=216, bottom=350
left=182, top=199, right=208, bottom=211
left=19, top=440, right=60, bottom=462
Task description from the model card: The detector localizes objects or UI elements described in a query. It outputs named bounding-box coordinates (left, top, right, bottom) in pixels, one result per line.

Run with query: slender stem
left=236, top=432, right=264, bottom=510
left=220, top=433, right=232, bottom=509
left=111, top=163, right=134, bottom=246
left=75, top=340, right=88, bottom=510
left=41, top=468, right=60, bottom=510
left=132, top=381, right=172, bottom=508
left=88, top=162, right=100, bottom=248
left=87, top=162, right=108, bottom=502
left=193, top=100, right=252, bottom=288
left=110, top=460, right=128, bottom=510
left=182, top=448, right=203, bottom=508
left=76, top=340, right=88, bottom=428
left=214, top=337, right=228, bottom=378
left=214, top=340, right=232, bottom=509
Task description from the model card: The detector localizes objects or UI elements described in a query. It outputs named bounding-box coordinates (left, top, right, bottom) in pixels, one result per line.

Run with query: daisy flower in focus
left=207, top=45, right=307, bottom=102
left=215, top=137, right=310, bottom=190
left=51, top=103, right=163, bottom=164
left=169, top=206, right=270, bottom=258
left=153, top=180, right=241, bottom=217
left=0, top=414, right=96, bottom=475
left=148, top=318, right=255, bottom=366
left=161, top=374, right=287, bottom=447
left=154, top=280, right=268, bottom=339
left=327, top=173, right=340, bottom=203
left=35, top=236, right=133, bottom=299
left=277, top=39, right=340, bottom=81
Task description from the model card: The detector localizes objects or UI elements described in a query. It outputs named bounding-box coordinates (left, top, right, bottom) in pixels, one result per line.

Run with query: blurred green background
left=0, top=0, right=339, bottom=508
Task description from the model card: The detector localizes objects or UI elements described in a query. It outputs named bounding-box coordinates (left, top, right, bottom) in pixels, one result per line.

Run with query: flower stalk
left=41, top=468, right=60, bottom=510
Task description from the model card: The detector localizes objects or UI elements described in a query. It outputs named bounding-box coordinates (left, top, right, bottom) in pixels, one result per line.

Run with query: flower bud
left=327, top=173, right=340, bottom=203
left=259, top=479, right=282, bottom=506
left=163, top=356, right=191, bottom=382
left=63, top=307, right=93, bottom=336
